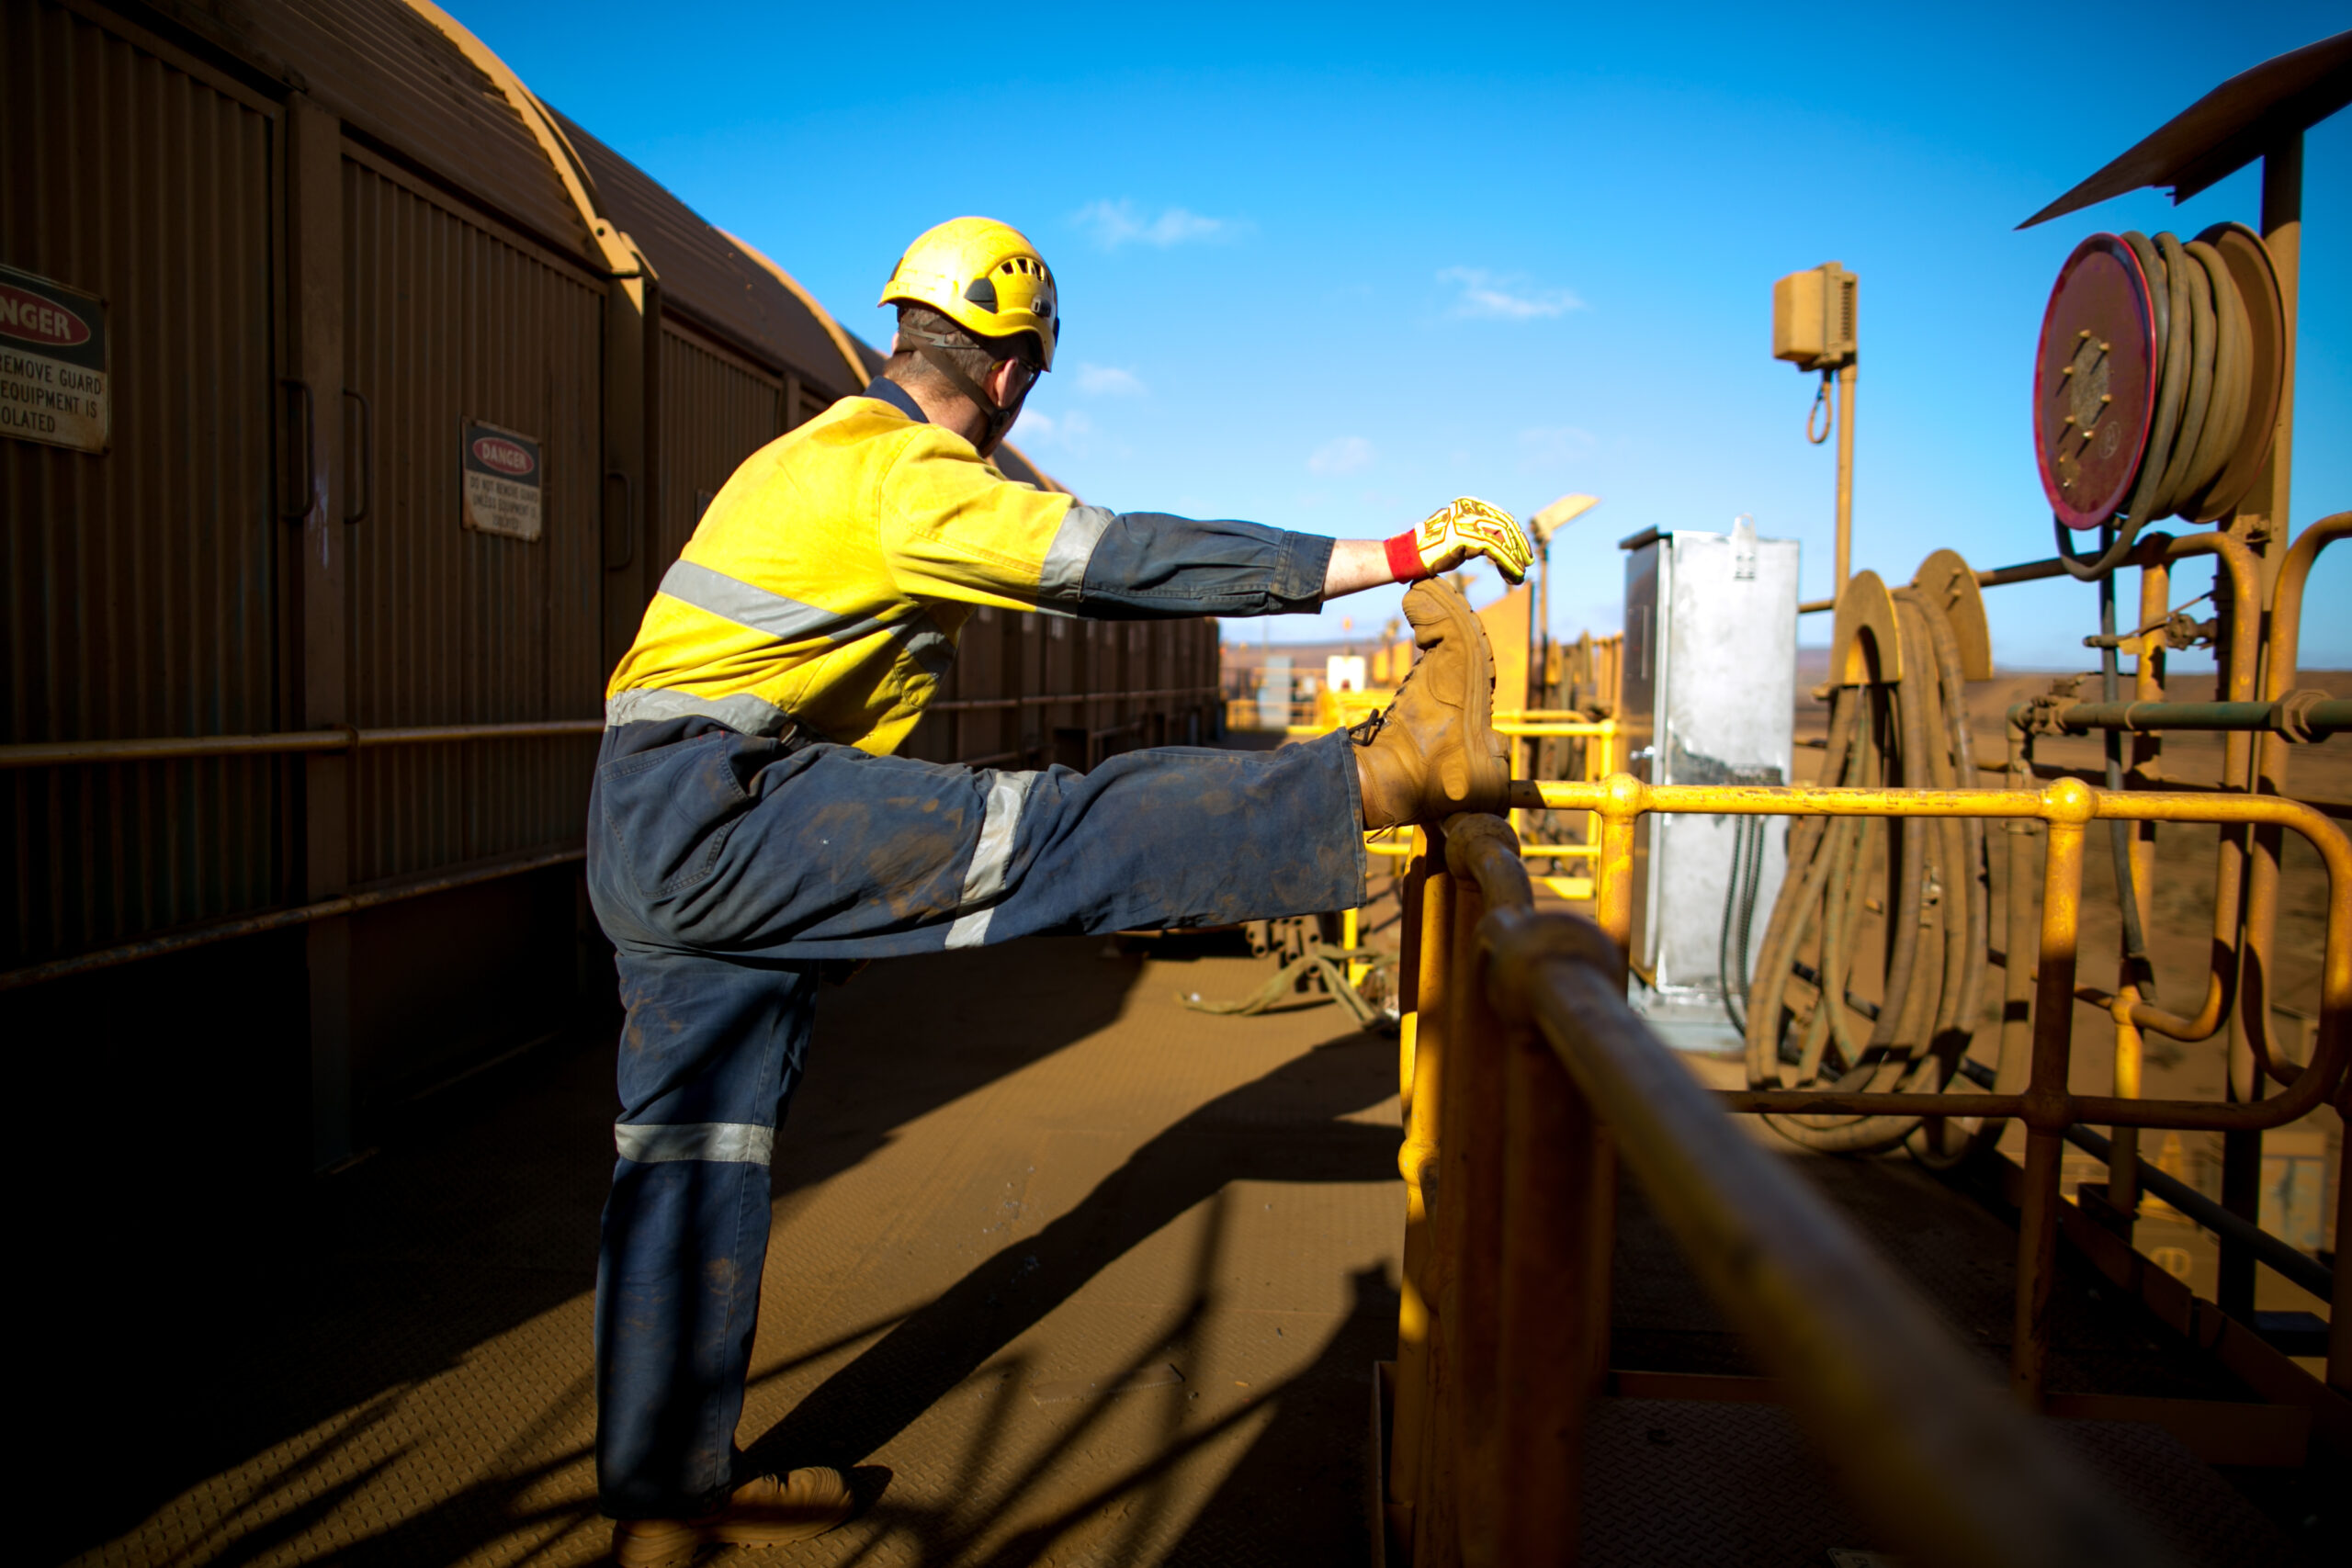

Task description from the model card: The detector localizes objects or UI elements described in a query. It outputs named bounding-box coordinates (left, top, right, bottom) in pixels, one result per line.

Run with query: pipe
left=1999, top=529, right=2264, bottom=1050
left=923, top=684, right=1220, bottom=714
left=2042, top=698, right=2349, bottom=735
left=1943, top=1059, right=2333, bottom=1301
left=1540, top=774, right=2349, bottom=1134
left=0, top=846, right=587, bottom=991
left=2109, top=557, right=2170, bottom=1216
left=2241, top=513, right=2352, bottom=1088
left=0, top=719, right=605, bottom=769
left=1974, top=557, right=2070, bottom=588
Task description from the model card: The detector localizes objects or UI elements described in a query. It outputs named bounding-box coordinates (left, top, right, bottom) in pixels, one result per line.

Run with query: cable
left=2053, top=509, right=2150, bottom=581
left=1719, top=814, right=1768, bottom=1035
left=1743, top=584, right=1988, bottom=1156
left=2096, top=531, right=2161, bottom=1002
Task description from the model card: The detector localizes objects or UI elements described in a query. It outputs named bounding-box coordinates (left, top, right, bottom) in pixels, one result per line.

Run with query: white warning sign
left=0, top=264, right=109, bottom=455
left=461, top=419, right=543, bottom=541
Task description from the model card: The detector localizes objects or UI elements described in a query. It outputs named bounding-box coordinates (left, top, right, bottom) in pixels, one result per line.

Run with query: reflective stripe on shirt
left=658, top=559, right=893, bottom=647
left=605, top=686, right=802, bottom=737
left=1038, top=503, right=1115, bottom=604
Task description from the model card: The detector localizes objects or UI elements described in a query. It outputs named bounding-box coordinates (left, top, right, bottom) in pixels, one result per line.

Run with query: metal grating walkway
left=65, top=934, right=1403, bottom=1566
left=58, top=923, right=2320, bottom=1565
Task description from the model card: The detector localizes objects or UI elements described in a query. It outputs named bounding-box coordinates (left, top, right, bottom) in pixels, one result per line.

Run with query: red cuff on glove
left=1384, top=530, right=1429, bottom=583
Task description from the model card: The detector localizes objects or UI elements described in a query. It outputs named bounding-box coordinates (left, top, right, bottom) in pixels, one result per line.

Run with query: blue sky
left=466, top=1, right=2349, bottom=671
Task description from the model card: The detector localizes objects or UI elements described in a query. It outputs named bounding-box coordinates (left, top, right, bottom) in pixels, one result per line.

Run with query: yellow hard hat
left=879, top=217, right=1058, bottom=370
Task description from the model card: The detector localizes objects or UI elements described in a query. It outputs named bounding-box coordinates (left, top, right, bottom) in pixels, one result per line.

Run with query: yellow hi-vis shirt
left=605, top=381, right=1331, bottom=754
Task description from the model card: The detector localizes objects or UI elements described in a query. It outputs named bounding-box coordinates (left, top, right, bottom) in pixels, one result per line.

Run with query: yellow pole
left=1834, top=360, right=1857, bottom=593
left=2016, top=785, right=2091, bottom=1409
left=1390, top=828, right=1453, bottom=1539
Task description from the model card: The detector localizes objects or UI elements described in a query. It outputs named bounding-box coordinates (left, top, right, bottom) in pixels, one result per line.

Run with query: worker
left=588, top=215, right=1532, bottom=1566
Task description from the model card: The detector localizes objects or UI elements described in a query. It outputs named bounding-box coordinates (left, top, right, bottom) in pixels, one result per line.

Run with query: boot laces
left=1348, top=656, right=1424, bottom=746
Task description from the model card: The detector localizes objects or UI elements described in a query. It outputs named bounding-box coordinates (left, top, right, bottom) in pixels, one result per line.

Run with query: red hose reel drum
left=2034, top=233, right=2157, bottom=529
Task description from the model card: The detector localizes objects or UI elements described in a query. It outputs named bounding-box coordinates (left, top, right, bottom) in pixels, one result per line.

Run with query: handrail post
left=1443, top=831, right=1514, bottom=1568
left=2016, top=785, right=2090, bottom=1408
left=1489, top=912, right=1611, bottom=1564
left=1999, top=726, right=2040, bottom=1102
left=1594, top=774, right=1642, bottom=961
left=1397, top=829, right=1429, bottom=1118
left=1416, top=859, right=1491, bottom=1567
left=1390, top=824, right=1453, bottom=1550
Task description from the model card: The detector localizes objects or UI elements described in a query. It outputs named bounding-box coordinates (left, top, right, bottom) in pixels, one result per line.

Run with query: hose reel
left=2032, top=224, right=2285, bottom=580
left=1743, top=552, right=1993, bottom=1157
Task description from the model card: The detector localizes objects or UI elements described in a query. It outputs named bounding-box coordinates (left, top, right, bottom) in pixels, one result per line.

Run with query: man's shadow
left=741, top=1025, right=1400, bottom=1477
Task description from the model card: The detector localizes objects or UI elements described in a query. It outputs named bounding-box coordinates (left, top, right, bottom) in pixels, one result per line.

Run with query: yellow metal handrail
left=1387, top=813, right=2179, bottom=1568
left=1483, top=773, right=2348, bottom=1404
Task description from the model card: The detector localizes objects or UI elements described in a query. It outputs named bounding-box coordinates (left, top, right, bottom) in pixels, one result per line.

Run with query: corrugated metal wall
left=213, top=0, right=601, bottom=266
left=657, top=320, right=786, bottom=576
left=0, top=0, right=283, bottom=965
left=1, top=0, right=1227, bottom=1167
left=341, top=151, right=605, bottom=885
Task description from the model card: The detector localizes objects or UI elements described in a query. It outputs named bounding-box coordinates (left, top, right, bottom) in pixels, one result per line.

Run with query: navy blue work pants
left=584, top=718, right=1366, bottom=1517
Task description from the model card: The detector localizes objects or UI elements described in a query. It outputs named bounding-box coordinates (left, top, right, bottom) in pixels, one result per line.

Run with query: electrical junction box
left=1256, top=654, right=1292, bottom=731
left=1619, top=518, right=1801, bottom=1054
left=1772, top=261, right=1858, bottom=370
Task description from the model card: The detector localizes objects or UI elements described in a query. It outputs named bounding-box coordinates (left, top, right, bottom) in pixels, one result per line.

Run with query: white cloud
left=1440, top=266, right=1585, bottom=321
left=1015, top=407, right=1096, bottom=453
left=1518, top=425, right=1598, bottom=468
left=1072, top=199, right=1238, bottom=251
left=1076, top=363, right=1147, bottom=397
left=1307, top=435, right=1375, bottom=476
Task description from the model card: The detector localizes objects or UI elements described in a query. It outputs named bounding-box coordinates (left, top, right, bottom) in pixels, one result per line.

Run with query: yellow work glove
left=1385, top=497, right=1534, bottom=586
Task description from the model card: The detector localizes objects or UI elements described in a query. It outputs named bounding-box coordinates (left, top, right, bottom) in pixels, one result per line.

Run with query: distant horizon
left=1215, top=627, right=2350, bottom=679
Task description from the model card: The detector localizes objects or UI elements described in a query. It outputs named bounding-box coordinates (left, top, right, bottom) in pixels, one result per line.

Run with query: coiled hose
left=1743, top=585, right=1989, bottom=1156
left=2056, top=227, right=2261, bottom=581
left=2054, top=224, right=2269, bottom=1001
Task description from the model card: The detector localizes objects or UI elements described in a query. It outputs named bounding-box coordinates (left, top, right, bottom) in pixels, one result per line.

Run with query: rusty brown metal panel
left=968, top=606, right=1009, bottom=761
left=993, top=442, right=1054, bottom=491
left=656, top=321, right=781, bottom=578
left=0, top=0, right=282, bottom=965
left=558, top=109, right=860, bottom=400
left=174, top=0, right=600, bottom=269
left=340, top=151, right=603, bottom=887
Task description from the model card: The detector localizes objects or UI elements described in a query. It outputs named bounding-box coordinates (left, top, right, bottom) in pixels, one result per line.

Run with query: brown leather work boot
left=1351, top=581, right=1510, bottom=829
left=612, top=1468, right=855, bottom=1567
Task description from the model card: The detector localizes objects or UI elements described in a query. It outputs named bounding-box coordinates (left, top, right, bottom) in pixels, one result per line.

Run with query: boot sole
left=614, top=1497, right=854, bottom=1565
left=1410, top=583, right=1507, bottom=811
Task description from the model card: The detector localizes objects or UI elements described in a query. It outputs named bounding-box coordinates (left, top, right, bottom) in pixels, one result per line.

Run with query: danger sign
left=461, top=418, right=543, bottom=541
left=0, top=265, right=108, bottom=455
